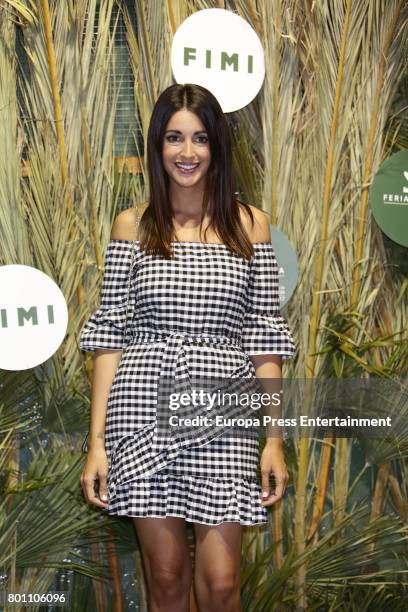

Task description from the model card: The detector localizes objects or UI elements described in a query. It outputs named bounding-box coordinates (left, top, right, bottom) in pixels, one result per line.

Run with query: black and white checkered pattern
left=79, top=240, right=296, bottom=525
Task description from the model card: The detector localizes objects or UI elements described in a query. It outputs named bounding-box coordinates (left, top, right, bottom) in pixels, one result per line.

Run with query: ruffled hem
left=241, top=312, right=296, bottom=360
left=105, top=472, right=269, bottom=526
left=79, top=307, right=126, bottom=352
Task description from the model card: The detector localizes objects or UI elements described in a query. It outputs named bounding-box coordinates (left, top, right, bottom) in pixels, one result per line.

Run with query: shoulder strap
left=123, top=204, right=142, bottom=348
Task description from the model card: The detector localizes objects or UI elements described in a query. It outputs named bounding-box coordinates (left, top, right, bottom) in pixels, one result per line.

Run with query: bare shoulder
left=238, top=202, right=271, bottom=244
left=110, top=203, right=148, bottom=240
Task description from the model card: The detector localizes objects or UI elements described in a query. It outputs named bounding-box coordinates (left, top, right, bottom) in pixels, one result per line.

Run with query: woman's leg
left=193, top=522, right=243, bottom=612
left=133, top=517, right=192, bottom=612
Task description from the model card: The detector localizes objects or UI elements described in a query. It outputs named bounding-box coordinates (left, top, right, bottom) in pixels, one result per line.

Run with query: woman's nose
left=180, top=138, right=194, bottom=157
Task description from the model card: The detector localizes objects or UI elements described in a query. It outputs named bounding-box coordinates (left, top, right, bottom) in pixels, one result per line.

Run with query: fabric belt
left=127, top=329, right=242, bottom=376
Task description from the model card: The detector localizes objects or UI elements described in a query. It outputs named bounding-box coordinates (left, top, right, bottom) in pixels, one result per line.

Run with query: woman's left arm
left=250, top=353, right=288, bottom=507
left=241, top=206, right=295, bottom=506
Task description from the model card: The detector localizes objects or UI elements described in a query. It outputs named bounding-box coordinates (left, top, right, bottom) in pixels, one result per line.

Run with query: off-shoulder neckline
left=108, top=239, right=273, bottom=247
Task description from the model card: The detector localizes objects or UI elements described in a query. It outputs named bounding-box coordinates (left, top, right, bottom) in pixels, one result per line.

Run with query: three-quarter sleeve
left=241, top=243, right=296, bottom=360
left=79, top=240, right=136, bottom=352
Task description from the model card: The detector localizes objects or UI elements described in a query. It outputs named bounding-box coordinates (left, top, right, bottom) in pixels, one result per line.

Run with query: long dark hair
left=138, top=83, right=255, bottom=260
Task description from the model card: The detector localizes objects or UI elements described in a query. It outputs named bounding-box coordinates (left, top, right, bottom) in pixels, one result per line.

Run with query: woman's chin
left=170, top=174, right=205, bottom=189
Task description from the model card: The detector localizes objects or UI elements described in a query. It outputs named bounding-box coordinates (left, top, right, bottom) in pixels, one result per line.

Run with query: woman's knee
left=151, top=562, right=192, bottom=595
left=196, top=571, right=240, bottom=606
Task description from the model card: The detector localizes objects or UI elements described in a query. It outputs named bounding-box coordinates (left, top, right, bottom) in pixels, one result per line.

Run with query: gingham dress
left=79, top=239, right=296, bottom=525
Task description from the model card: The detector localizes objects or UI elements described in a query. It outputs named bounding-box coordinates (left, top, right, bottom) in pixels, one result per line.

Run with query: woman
left=80, top=83, right=296, bottom=612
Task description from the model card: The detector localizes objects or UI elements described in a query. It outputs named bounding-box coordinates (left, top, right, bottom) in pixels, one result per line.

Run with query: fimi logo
left=0, top=264, right=68, bottom=370
left=383, top=170, right=408, bottom=205
left=0, top=305, right=55, bottom=327
left=183, top=48, right=254, bottom=73
left=171, top=9, right=265, bottom=113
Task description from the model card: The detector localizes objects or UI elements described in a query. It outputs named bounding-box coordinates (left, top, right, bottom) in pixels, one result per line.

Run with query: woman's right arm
left=88, top=348, right=122, bottom=451
left=80, top=207, right=142, bottom=508
left=81, top=348, right=122, bottom=509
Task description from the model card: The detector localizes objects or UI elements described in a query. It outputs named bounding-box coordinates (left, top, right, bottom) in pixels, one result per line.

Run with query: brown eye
left=166, top=134, right=180, bottom=143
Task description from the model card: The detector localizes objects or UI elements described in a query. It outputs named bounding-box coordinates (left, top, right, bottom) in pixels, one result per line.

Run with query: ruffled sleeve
left=79, top=240, right=137, bottom=352
left=241, top=243, right=296, bottom=360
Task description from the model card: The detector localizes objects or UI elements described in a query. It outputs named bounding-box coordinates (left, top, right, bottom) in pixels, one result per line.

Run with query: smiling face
left=162, top=109, right=211, bottom=192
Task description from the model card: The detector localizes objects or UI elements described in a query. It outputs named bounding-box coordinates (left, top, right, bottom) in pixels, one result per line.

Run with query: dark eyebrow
left=164, top=130, right=208, bottom=135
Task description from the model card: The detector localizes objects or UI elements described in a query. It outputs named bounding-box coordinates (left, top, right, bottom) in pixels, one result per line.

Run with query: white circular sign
left=171, top=9, right=265, bottom=113
left=0, top=265, right=68, bottom=370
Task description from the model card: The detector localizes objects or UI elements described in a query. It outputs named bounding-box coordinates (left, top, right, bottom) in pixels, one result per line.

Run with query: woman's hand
left=260, top=440, right=288, bottom=506
left=81, top=449, right=109, bottom=509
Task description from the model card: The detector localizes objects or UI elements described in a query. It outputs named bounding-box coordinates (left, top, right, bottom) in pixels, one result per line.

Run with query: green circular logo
left=370, top=149, right=408, bottom=247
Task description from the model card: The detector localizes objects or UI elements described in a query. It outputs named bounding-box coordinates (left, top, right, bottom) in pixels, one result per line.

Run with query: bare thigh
left=132, top=516, right=192, bottom=585
left=193, top=522, right=243, bottom=603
